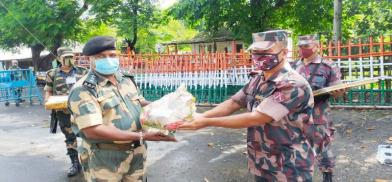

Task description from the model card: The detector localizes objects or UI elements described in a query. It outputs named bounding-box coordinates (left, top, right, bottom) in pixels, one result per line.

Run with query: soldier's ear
left=281, top=48, right=288, bottom=58
left=89, top=57, right=96, bottom=68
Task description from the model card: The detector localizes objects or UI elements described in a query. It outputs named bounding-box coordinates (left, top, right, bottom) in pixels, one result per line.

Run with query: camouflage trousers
left=249, top=145, right=314, bottom=182
left=314, top=122, right=336, bottom=173
left=79, top=141, right=147, bottom=182
left=254, top=169, right=313, bottom=182
left=254, top=170, right=313, bottom=182
left=56, top=111, right=78, bottom=160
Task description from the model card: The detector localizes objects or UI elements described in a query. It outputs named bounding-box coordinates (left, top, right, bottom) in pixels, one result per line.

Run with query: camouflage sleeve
left=44, top=70, right=54, bottom=92
left=123, top=77, right=145, bottom=102
left=230, top=89, right=247, bottom=107
left=81, top=67, right=89, bottom=75
left=231, top=76, right=260, bottom=107
left=327, top=61, right=342, bottom=86
left=256, top=83, right=309, bottom=121
left=68, top=86, right=103, bottom=130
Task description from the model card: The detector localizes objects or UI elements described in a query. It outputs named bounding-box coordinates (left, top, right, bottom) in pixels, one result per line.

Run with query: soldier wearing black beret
left=68, top=36, right=176, bottom=182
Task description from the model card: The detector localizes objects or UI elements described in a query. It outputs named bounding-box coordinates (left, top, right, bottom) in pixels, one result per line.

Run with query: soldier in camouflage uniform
left=44, top=47, right=88, bottom=177
left=68, top=36, right=175, bottom=182
left=180, top=30, right=316, bottom=182
left=291, top=35, right=345, bottom=182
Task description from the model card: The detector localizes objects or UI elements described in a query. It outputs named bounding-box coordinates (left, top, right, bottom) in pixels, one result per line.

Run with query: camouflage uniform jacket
left=68, top=70, right=145, bottom=144
left=44, top=66, right=88, bottom=96
left=292, top=55, right=342, bottom=124
left=68, top=71, right=147, bottom=181
left=231, top=65, right=315, bottom=180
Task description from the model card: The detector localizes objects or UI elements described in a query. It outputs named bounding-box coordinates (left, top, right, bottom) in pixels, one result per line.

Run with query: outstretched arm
left=83, top=124, right=176, bottom=142
left=179, top=111, right=272, bottom=130
left=202, top=99, right=242, bottom=118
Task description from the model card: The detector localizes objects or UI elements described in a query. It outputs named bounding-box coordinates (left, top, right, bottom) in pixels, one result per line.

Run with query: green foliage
left=88, top=0, right=158, bottom=46
left=0, top=0, right=86, bottom=49
left=0, top=0, right=389, bottom=59
left=75, top=21, right=118, bottom=43
left=170, top=0, right=328, bottom=43
left=170, top=0, right=391, bottom=43
left=136, top=18, right=198, bottom=52
left=342, top=0, right=392, bottom=39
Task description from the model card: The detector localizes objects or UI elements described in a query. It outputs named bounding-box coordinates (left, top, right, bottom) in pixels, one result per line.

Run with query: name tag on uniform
left=66, top=76, right=77, bottom=84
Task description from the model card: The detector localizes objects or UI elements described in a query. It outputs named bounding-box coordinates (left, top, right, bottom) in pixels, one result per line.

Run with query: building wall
left=191, top=41, right=245, bottom=53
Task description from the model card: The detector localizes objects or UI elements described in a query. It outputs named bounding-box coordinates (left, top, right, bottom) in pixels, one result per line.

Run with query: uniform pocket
left=78, top=146, right=90, bottom=172
left=129, top=93, right=141, bottom=106
left=98, top=93, right=121, bottom=111
left=311, top=74, right=327, bottom=90
left=90, top=149, right=130, bottom=172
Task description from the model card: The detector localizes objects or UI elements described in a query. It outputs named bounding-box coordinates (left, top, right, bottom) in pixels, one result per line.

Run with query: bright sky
left=159, top=0, right=178, bottom=9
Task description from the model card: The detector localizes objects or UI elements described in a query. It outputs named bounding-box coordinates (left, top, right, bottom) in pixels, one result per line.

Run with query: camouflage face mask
left=252, top=50, right=282, bottom=71
left=299, top=47, right=315, bottom=58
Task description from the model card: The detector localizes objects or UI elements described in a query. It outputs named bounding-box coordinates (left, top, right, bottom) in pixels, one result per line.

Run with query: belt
left=94, top=141, right=141, bottom=151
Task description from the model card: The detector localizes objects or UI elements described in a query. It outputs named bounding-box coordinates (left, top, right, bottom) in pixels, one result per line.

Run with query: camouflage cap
left=297, top=34, right=319, bottom=46
left=247, top=30, right=289, bottom=51
left=57, top=47, right=73, bottom=57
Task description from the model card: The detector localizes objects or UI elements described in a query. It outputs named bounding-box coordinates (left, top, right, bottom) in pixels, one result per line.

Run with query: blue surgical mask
left=95, top=58, right=119, bottom=75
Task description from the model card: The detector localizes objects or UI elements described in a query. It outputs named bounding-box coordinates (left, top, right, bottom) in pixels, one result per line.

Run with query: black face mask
left=251, top=50, right=282, bottom=71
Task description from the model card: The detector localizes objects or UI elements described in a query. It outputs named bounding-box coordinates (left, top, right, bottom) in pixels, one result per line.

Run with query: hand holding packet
left=140, top=85, right=196, bottom=135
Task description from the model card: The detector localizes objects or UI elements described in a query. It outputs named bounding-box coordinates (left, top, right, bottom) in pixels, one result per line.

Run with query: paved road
left=0, top=104, right=250, bottom=182
left=1, top=102, right=392, bottom=182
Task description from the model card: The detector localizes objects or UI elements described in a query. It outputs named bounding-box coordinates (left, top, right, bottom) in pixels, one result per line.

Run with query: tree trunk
left=31, top=44, right=44, bottom=71
left=31, top=35, right=63, bottom=71
left=333, top=0, right=342, bottom=45
left=125, top=0, right=139, bottom=53
left=40, top=35, right=63, bottom=70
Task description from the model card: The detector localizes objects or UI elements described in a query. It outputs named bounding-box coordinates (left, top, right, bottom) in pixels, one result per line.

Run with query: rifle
left=50, top=110, right=58, bottom=133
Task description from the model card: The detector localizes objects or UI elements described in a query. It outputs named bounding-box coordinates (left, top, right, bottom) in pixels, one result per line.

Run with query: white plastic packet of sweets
left=140, top=85, right=196, bottom=135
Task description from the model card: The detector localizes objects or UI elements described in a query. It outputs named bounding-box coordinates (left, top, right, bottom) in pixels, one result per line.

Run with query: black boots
left=67, top=155, right=81, bottom=177
left=322, top=172, right=333, bottom=182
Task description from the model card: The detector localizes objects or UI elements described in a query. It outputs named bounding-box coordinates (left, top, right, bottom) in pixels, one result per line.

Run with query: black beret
left=82, top=36, right=116, bottom=56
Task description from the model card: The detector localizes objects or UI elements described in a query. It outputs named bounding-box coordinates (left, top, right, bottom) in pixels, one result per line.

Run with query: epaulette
left=249, top=70, right=262, bottom=77
left=46, top=68, right=60, bottom=80
left=122, top=72, right=137, bottom=86
left=320, top=59, right=336, bottom=67
left=82, top=72, right=98, bottom=97
left=46, top=68, right=55, bottom=75
left=75, top=66, right=87, bottom=70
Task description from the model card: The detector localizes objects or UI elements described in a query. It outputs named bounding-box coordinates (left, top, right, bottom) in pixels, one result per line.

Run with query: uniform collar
left=264, top=63, right=291, bottom=83
left=302, top=55, right=322, bottom=65
left=59, top=66, right=76, bottom=74
left=92, top=70, right=123, bottom=86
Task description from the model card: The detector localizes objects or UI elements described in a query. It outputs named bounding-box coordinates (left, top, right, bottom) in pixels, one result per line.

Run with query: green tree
left=170, top=0, right=390, bottom=43
left=0, top=0, right=88, bottom=70
left=88, top=0, right=159, bottom=51
left=136, top=18, right=198, bottom=52
left=170, top=0, right=334, bottom=43
left=342, top=0, right=392, bottom=39
left=76, top=21, right=118, bottom=43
